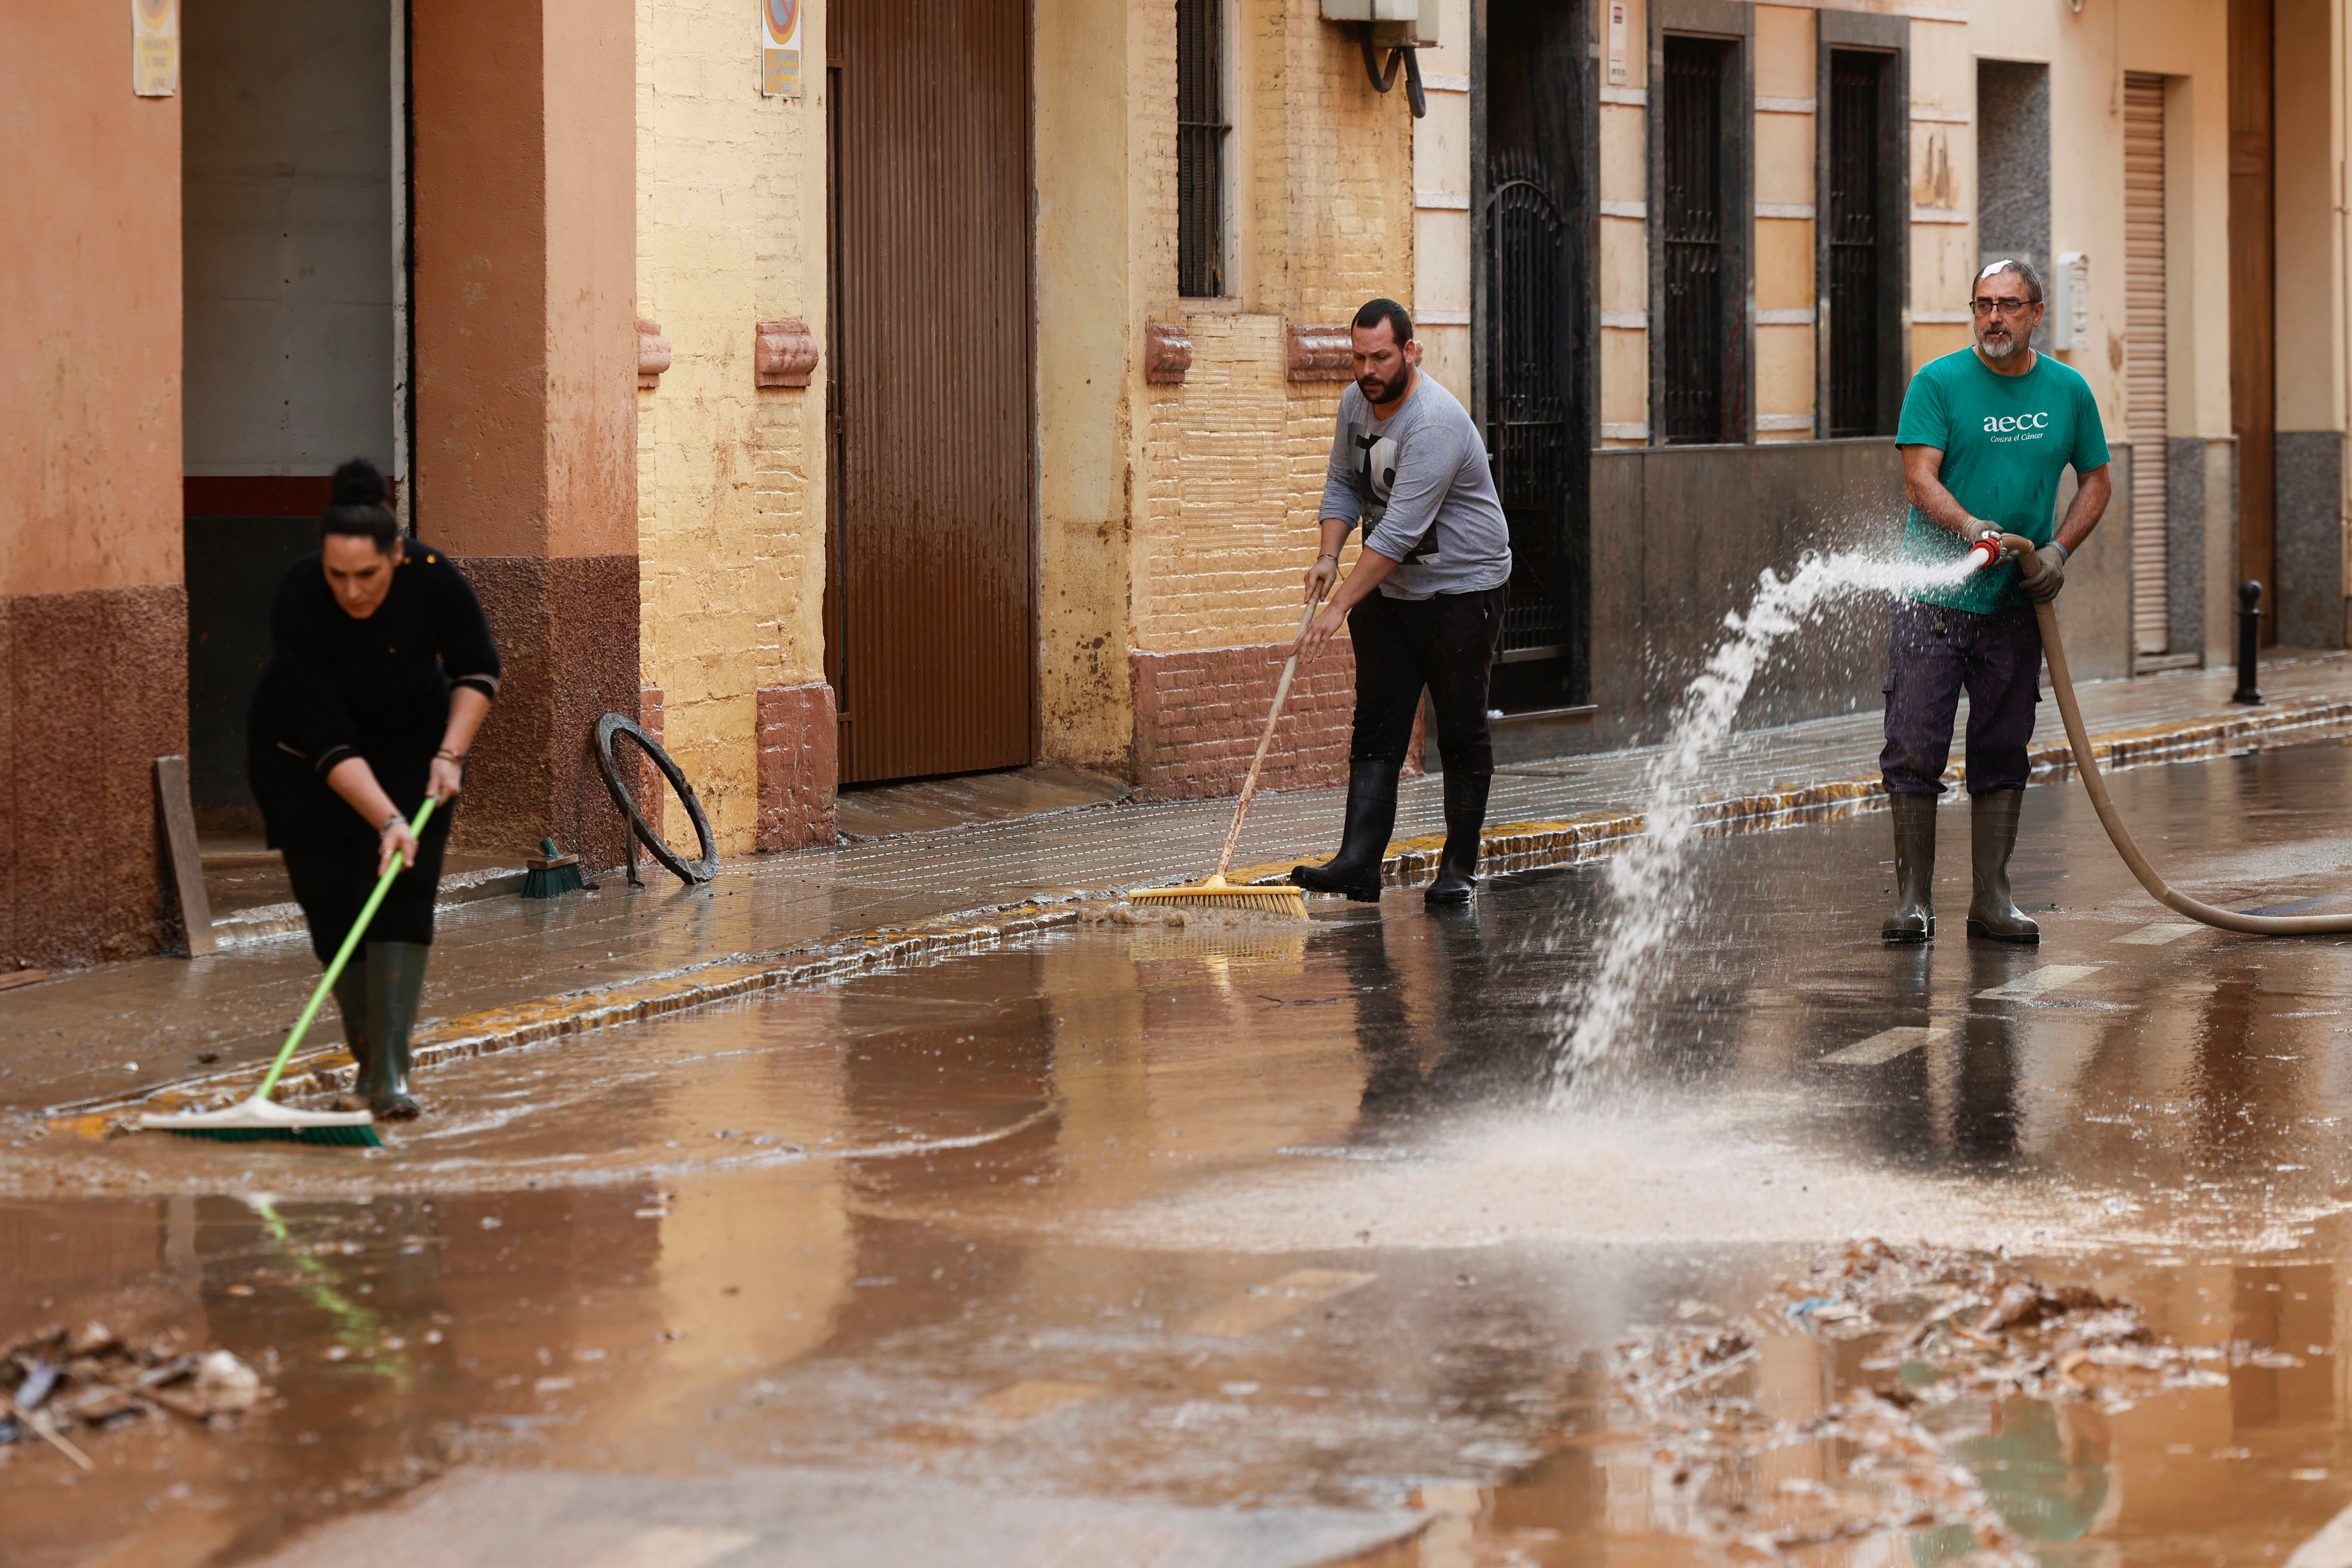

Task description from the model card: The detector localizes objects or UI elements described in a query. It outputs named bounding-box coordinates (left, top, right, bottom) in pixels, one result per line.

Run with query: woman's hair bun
left=332, top=457, right=388, bottom=508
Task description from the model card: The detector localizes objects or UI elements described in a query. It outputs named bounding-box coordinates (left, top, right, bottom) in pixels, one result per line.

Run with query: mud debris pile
left=1612, top=1240, right=2285, bottom=1563
left=2, top=1321, right=263, bottom=1468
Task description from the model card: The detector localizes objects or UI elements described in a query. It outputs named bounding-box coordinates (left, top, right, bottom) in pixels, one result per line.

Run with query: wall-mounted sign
left=1607, top=1, right=1629, bottom=86
left=761, top=0, right=803, bottom=98
left=133, top=0, right=178, bottom=96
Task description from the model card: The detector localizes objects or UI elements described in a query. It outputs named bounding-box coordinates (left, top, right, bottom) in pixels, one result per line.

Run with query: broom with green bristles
left=138, top=798, right=440, bottom=1147
left=1128, top=605, right=1315, bottom=919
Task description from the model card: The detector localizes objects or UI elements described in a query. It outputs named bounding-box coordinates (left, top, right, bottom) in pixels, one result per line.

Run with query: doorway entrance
left=181, top=0, right=405, bottom=829
left=1477, top=0, right=1595, bottom=712
left=825, top=0, right=1036, bottom=786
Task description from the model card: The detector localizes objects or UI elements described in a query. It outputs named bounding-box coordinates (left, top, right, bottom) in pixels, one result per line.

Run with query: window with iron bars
left=1827, top=50, right=1888, bottom=438
left=1177, top=0, right=1226, bottom=297
left=1660, top=36, right=1732, bottom=443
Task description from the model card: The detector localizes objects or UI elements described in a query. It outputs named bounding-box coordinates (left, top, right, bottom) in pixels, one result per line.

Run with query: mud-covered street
left=14, top=740, right=2352, bottom=1566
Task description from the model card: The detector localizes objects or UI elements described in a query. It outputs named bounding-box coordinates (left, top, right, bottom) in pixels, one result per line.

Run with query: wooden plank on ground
left=154, top=756, right=217, bottom=957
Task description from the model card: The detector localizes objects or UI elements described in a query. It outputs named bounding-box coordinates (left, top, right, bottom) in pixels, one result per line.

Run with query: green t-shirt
left=1894, top=348, right=2110, bottom=613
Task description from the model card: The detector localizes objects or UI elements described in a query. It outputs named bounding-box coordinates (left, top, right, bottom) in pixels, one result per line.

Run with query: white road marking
left=1183, top=1269, right=1377, bottom=1337
left=1820, top=1026, right=1949, bottom=1066
left=583, top=1528, right=757, bottom=1568
left=2286, top=1500, right=2352, bottom=1567
left=2113, top=922, right=2201, bottom=946
left=1976, top=964, right=2103, bottom=1001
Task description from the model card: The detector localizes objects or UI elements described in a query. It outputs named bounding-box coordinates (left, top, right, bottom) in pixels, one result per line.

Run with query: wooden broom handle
left=1212, top=603, right=1321, bottom=882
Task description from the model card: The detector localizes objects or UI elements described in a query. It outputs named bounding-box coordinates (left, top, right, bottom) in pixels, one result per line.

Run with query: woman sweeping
left=247, top=459, right=500, bottom=1119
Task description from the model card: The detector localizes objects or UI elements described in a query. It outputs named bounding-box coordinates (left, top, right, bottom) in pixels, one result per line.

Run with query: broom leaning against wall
left=244, top=459, right=501, bottom=1119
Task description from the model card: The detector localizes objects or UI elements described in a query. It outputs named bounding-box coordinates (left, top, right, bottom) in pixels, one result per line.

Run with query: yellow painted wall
left=2117, top=0, right=2240, bottom=442
left=1754, top=5, right=1815, bottom=442
left=2273, top=0, right=2344, bottom=431
left=1908, top=15, right=1976, bottom=371
left=1035, top=0, right=1420, bottom=777
left=634, top=0, right=829, bottom=854
left=1598, top=0, right=1648, bottom=443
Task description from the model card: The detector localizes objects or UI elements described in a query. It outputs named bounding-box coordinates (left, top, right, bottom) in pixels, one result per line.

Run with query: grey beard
left=1977, top=330, right=2025, bottom=361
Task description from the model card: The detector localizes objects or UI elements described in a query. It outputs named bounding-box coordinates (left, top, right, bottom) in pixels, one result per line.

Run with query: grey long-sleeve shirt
left=1319, top=374, right=1514, bottom=600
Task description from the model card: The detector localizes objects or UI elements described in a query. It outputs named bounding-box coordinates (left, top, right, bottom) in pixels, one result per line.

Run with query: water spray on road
left=1546, top=549, right=1976, bottom=1100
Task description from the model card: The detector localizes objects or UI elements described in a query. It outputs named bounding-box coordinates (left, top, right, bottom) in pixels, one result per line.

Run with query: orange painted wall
left=0, top=5, right=183, bottom=597
left=411, top=0, right=551, bottom=558
left=411, top=0, right=636, bottom=560
left=544, top=0, right=638, bottom=559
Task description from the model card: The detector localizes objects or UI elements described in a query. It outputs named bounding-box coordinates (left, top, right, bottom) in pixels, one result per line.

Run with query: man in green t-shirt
left=1881, top=258, right=2113, bottom=946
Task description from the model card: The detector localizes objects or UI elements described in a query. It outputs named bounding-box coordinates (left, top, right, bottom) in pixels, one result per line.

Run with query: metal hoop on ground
left=593, top=713, right=717, bottom=887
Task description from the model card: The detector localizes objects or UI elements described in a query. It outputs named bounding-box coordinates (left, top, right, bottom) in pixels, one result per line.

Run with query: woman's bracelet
left=1315, top=553, right=1338, bottom=565
left=380, top=812, right=405, bottom=834
left=435, top=748, right=466, bottom=762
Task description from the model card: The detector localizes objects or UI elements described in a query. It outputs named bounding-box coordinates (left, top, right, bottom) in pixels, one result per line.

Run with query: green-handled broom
left=138, top=798, right=440, bottom=1147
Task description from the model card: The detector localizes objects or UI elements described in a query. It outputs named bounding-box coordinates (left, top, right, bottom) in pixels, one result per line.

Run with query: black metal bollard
left=2232, top=581, right=2264, bottom=705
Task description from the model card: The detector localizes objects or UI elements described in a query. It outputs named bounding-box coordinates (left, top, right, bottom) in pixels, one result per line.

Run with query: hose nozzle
left=1967, top=532, right=2006, bottom=572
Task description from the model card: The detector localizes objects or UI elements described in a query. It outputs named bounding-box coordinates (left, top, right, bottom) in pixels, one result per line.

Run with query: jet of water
left=1547, top=548, right=1979, bottom=1102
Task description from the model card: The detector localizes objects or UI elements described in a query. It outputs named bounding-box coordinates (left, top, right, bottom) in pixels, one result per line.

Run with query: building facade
left=6, top=0, right=2350, bottom=971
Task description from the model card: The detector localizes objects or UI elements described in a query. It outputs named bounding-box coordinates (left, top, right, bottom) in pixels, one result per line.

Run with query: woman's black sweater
left=246, top=542, right=500, bottom=849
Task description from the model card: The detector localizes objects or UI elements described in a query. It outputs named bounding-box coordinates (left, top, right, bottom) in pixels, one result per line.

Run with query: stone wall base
left=458, top=553, right=642, bottom=869
left=1, top=583, right=189, bottom=969
left=1129, top=639, right=1359, bottom=800
left=757, top=681, right=840, bottom=850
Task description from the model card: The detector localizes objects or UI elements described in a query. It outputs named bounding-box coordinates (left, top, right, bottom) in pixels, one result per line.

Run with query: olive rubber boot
left=1965, top=788, right=2041, bottom=944
left=1424, top=771, right=1493, bottom=907
left=360, top=940, right=429, bottom=1119
left=1881, top=793, right=1938, bottom=942
left=330, top=959, right=371, bottom=1113
left=1291, top=758, right=1402, bottom=903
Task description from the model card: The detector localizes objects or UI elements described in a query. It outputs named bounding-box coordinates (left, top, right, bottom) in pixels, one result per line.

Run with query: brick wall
left=1130, top=639, right=1358, bottom=799
left=635, top=0, right=829, bottom=857
left=756, top=680, right=838, bottom=850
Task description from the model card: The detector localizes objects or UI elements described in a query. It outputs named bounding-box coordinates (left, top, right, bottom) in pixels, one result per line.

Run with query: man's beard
left=1358, top=367, right=1403, bottom=403
left=1976, top=325, right=2024, bottom=361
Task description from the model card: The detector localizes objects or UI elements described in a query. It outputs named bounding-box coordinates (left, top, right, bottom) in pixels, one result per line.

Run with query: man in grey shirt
left=1294, top=297, right=1514, bottom=907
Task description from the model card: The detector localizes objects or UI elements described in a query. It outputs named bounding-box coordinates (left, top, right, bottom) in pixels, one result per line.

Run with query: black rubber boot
left=361, top=941, right=429, bottom=1119
left=1423, top=771, right=1492, bottom=907
left=1965, top=788, right=2041, bottom=943
left=1881, top=793, right=1938, bottom=942
left=330, top=959, right=371, bottom=1113
left=1291, top=758, right=1402, bottom=903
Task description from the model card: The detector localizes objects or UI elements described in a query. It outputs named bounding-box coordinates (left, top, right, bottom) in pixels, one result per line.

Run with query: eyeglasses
left=1970, top=297, right=2039, bottom=318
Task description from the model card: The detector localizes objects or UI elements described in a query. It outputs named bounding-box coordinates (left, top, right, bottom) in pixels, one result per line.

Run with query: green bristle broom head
left=521, top=836, right=586, bottom=899
left=170, top=1123, right=384, bottom=1147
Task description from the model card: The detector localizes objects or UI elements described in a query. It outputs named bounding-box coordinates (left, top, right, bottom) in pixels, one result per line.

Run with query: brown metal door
left=829, top=0, right=1035, bottom=783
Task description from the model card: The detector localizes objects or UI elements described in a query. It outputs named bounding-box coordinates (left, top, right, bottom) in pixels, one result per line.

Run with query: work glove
left=2018, top=540, right=2068, bottom=604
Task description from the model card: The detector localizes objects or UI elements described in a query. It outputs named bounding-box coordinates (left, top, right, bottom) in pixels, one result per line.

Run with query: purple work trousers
left=1878, top=598, right=2043, bottom=797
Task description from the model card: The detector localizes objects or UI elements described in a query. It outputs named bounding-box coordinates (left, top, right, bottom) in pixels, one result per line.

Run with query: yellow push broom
left=1128, top=605, right=1317, bottom=918
left=137, top=798, right=440, bottom=1147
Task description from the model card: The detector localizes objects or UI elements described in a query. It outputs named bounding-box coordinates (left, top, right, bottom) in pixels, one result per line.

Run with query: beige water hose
left=1994, top=531, right=2352, bottom=936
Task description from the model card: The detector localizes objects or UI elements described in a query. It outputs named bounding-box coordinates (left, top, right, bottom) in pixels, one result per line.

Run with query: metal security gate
left=828, top=0, right=1034, bottom=784
left=1825, top=51, right=1883, bottom=438
left=1659, top=37, right=1728, bottom=444
left=1484, top=151, right=1576, bottom=669
left=2124, top=73, right=2169, bottom=655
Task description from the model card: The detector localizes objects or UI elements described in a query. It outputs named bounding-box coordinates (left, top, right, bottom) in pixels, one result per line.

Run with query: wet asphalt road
left=12, top=740, right=2352, bottom=1565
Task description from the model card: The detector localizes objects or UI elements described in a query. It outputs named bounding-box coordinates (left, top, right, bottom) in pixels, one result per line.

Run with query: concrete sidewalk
left=8, top=650, right=2352, bottom=1123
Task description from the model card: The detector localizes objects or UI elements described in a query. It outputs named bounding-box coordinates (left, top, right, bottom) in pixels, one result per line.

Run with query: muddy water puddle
left=11, top=745, right=2352, bottom=1563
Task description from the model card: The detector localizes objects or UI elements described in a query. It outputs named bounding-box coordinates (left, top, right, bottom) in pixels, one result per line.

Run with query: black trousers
left=282, top=801, right=455, bottom=965
left=1878, top=599, right=2043, bottom=797
left=1346, top=585, right=1509, bottom=776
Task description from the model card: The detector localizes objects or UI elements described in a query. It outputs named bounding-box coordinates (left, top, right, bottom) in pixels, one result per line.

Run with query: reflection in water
left=13, top=745, right=2352, bottom=1563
